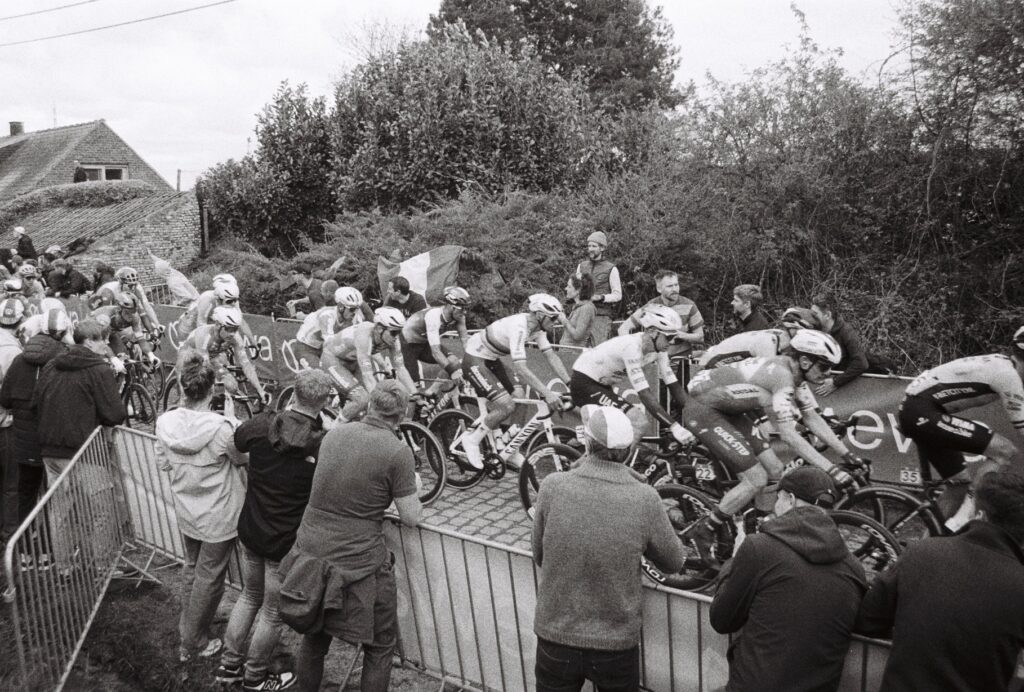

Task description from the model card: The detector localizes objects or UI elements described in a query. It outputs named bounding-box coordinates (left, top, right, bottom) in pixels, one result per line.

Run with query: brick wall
left=73, top=192, right=201, bottom=286
left=39, top=121, right=172, bottom=192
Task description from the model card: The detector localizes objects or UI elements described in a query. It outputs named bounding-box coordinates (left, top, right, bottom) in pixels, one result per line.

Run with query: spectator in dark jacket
left=33, top=319, right=126, bottom=572
left=46, top=259, right=89, bottom=297
left=383, top=276, right=427, bottom=317
left=710, top=467, right=867, bottom=692
left=0, top=299, right=23, bottom=538
left=73, top=160, right=88, bottom=183
left=0, top=321, right=68, bottom=533
left=731, top=284, right=770, bottom=333
left=856, top=471, right=1024, bottom=692
left=0, top=248, right=14, bottom=276
left=13, top=227, right=37, bottom=261
left=215, top=369, right=333, bottom=690
left=92, top=262, right=115, bottom=292
left=810, top=290, right=869, bottom=396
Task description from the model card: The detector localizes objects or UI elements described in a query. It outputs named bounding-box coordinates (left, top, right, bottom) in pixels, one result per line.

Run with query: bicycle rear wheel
left=645, top=484, right=732, bottom=592
left=161, top=375, right=181, bottom=412
left=123, top=383, right=158, bottom=431
left=518, top=443, right=580, bottom=518
left=428, top=409, right=487, bottom=489
left=835, top=486, right=943, bottom=548
left=397, top=421, right=447, bottom=505
left=524, top=426, right=580, bottom=458
left=276, top=385, right=295, bottom=412
left=829, top=510, right=902, bottom=584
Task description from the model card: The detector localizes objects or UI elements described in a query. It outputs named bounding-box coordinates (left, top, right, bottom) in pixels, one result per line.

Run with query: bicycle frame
left=447, top=396, right=560, bottom=463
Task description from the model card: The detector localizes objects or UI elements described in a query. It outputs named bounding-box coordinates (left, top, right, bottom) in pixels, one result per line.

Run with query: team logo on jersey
left=713, top=426, right=750, bottom=456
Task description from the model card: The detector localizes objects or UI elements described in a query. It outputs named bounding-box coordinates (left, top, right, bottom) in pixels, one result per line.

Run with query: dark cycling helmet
left=443, top=286, right=470, bottom=307
left=781, top=307, right=818, bottom=330
left=116, top=293, right=138, bottom=310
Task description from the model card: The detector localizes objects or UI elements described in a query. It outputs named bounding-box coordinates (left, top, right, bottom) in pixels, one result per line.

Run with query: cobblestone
left=422, top=473, right=532, bottom=551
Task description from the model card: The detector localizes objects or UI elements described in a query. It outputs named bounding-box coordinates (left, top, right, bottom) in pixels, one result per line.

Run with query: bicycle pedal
left=483, top=453, right=506, bottom=480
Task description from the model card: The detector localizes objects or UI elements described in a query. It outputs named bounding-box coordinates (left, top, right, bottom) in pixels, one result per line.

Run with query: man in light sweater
left=531, top=405, right=685, bottom=692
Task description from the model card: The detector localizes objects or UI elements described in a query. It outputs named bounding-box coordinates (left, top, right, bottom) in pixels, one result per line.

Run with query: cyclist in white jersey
left=293, top=287, right=365, bottom=370
left=400, top=286, right=470, bottom=393
left=697, top=307, right=818, bottom=370
left=460, top=294, right=571, bottom=469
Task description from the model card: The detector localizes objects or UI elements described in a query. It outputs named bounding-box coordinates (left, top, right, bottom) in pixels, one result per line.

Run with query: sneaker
left=243, top=672, right=296, bottom=691
left=214, top=662, right=244, bottom=684
left=462, top=433, right=484, bottom=470
left=180, top=637, right=223, bottom=663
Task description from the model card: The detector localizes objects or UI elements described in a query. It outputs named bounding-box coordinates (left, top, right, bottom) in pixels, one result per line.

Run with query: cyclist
left=460, top=294, right=571, bottom=470
left=16, top=264, right=46, bottom=302
left=179, top=306, right=271, bottom=406
left=400, top=286, right=470, bottom=393
left=319, top=307, right=418, bottom=421
left=697, top=307, right=818, bottom=370
left=91, top=293, right=161, bottom=369
left=683, top=330, right=859, bottom=558
left=570, top=305, right=695, bottom=452
left=292, top=286, right=366, bottom=370
left=90, top=266, right=163, bottom=335
left=18, top=298, right=75, bottom=345
left=897, top=331, right=1024, bottom=532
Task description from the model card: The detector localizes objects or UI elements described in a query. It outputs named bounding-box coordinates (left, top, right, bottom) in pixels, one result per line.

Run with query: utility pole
left=176, top=169, right=181, bottom=192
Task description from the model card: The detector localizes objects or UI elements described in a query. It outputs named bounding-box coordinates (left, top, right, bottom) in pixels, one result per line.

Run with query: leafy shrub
left=0, top=181, right=156, bottom=230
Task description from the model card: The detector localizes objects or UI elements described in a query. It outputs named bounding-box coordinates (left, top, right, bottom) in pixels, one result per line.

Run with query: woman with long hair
left=559, top=273, right=596, bottom=348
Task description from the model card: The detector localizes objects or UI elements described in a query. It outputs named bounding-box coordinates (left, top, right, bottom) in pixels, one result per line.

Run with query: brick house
left=0, top=121, right=200, bottom=286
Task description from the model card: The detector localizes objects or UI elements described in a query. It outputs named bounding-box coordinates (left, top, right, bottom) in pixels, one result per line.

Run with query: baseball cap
left=768, top=466, right=837, bottom=506
left=581, top=405, right=633, bottom=450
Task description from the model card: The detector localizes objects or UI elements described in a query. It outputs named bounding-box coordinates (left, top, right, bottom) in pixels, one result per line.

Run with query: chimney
left=9, top=122, right=24, bottom=136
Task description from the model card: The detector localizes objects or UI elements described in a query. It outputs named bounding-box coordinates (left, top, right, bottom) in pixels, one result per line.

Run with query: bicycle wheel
left=428, top=409, right=487, bottom=489
left=524, top=425, right=579, bottom=458
left=123, top=383, right=158, bottom=430
left=228, top=396, right=254, bottom=422
left=518, top=443, right=581, bottom=518
left=397, top=421, right=447, bottom=505
left=644, top=484, right=731, bottom=592
left=829, top=510, right=902, bottom=583
left=835, top=486, right=943, bottom=548
left=161, top=375, right=182, bottom=412
left=276, top=385, right=295, bottom=412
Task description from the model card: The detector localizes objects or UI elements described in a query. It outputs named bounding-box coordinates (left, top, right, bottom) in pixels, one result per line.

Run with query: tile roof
left=0, top=121, right=100, bottom=201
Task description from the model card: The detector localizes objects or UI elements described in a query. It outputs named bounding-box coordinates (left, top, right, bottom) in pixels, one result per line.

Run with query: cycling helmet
left=0, top=298, right=24, bottom=326
left=586, top=231, right=608, bottom=248
left=3, top=279, right=23, bottom=294
left=443, top=286, right=471, bottom=307
left=115, top=267, right=139, bottom=286
left=46, top=310, right=70, bottom=337
left=334, top=286, right=364, bottom=308
left=212, top=273, right=237, bottom=287
left=373, top=307, right=406, bottom=330
left=789, top=329, right=842, bottom=365
left=213, top=283, right=240, bottom=301
left=115, top=293, right=137, bottom=310
left=781, top=307, right=818, bottom=330
left=527, top=293, right=563, bottom=317
left=1013, top=326, right=1024, bottom=352
left=212, top=306, right=243, bottom=328
left=638, top=305, right=683, bottom=336
left=39, top=298, right=65, bottom=315
left=17, top=264, right=37, bottom=279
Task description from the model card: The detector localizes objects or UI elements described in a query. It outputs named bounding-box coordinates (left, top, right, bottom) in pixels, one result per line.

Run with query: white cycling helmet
left=212, top=273, right=237, bottom=287
left=527, top=293, right=563, bottom=317
left=1013, top=326, right=1024, bottom=352
left=789, top=329, right=842, bottom=365
left=443, top=286, right=471, bottom=307
left=39, top=298, right=65, bottom=315
left=373, top=307, right=406, bottom=330
left=3, top=278, right=23, bottom=294
left=638, top=305, right=683, bottom=336
left=214, top=283, right=240, bottom=301
left=212, top=306, right=243, bottom=328
left=334, top=286, right=364, bottom=308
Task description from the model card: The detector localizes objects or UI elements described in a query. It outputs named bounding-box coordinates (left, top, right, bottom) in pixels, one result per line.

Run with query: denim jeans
left=534, top=638, right=640, bottom=692
left=296, top=559, right=397, bottom=692
left=179, top=534, right=235, bottom=656
left=221, top=543, right=284, bottom=682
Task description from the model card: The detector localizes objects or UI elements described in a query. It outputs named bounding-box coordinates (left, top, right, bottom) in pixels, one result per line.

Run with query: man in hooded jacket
left=710, top=466, right=867, bottom=692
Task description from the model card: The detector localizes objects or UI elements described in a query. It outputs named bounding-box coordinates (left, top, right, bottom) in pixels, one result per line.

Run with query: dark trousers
left=16, top=463, right=49, bottom=552
left=0, top=428, right=16, bottom=536
left=297, top=562, right=398, bottom=692
left=535, top=638, right=640, bottom=692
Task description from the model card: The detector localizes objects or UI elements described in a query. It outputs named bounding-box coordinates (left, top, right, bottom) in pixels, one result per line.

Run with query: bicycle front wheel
left=829, top=509, right=902, bottom=584
left=518, top=443, right=580, bottom=518
left=645, top=484, right=730, bottom=592
left=124, top=383, right=158, bottom=430
left=428, top=409, right=488, bottom=489
left=161, top=375, right=181, bottom=412
left=275, top=385, right=295, bottom=412
left=835, top=486, right=943, bottom=548
left=524, top=425, right=579, bottom=458
left=398, top=421, right=447, bottom=505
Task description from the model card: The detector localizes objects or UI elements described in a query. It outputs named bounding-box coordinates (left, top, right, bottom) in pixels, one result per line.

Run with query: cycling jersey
left=572, top=333, right=676, bottom=393
left=402, top=307, right=464, bottom=347
left=687, top=356, right=817, bottom=424
left=698, top=329, right=789, bottom=370
left=182, top=324, right=245, bottom=365
left=321, top=321, right=405, bottom=392
left=295, top=306, right=341, bottom=349
left=904, top=355, right=1024, bottom=431
left=464, top=313, right=551, bottom=362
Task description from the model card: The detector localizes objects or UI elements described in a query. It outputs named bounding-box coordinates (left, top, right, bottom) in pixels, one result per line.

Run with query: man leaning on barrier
left=532, top=405, right=684, bottom=692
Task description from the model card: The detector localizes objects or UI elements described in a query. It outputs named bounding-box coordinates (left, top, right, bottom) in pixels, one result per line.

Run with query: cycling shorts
left=569, top=371, right=633, bottom=412
left=463, top=354, right=516, bottom=401
left=682, top=397, right=770, bottom=474
left=292, top=341, right=322, bottom=371
left=897, top=394, right=994, bottom=479
left=399, top=335, right=453, bottom=384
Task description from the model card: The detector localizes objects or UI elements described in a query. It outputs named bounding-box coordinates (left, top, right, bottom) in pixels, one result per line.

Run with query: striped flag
left=377, top=245, right=464, bottom=305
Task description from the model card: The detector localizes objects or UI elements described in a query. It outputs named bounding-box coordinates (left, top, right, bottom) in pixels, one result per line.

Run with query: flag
left=377, top=245, right=464, bottom=306
left=149, top=251, right=199, bottom=304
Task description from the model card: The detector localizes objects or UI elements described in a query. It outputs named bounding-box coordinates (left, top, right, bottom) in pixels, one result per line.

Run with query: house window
left=82, top=165, right=127, bottom=181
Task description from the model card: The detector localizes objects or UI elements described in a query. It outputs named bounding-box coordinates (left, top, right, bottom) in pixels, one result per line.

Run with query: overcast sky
left=1, top=0, right=904, bottom=190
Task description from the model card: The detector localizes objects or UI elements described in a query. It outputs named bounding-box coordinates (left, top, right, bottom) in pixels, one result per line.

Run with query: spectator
left=710, top=466, right=866, bottom=692
left=532, top=405, right=684, bottom=691
left=0, top=248, right=14, bottom=275
left=93, top=262, right=115, bottom=291
left=0, top=299, right=23, bottom=538
left=731, top=284, right=769, bottom=333
left=285, top=263, right=324, bottom=317
left=72, top=159, right=88, bottom=183
left=856, top=471, right=1024, bottom=691
left=155, top=351, right=247, bottom=663
left=49, top=258, right=89, bottom=297
left=13, top=227, right=37, bottom=261
left=215, top=370, right=334, bottom=691
left=10, top=255, right=23, bottom=274
left=33, top=318, right=127, bottom=574
left=810, top=290, right=869, bottom=396
left=619, top=269, right=705, bottom=358
left=559, top=273, right=595, bottom=348
left=320, top=279, right=339, bottom=307
left=284, top=380, right=422, bottom=692
left=575, top=230, right=621, bottom=345
left=0, top=308, right=68, bottom=539
left=383, top=276, right=427, bottom=317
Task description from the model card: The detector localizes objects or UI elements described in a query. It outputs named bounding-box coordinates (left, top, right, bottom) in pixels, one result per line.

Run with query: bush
left=0, top=181, right=156, bottom=230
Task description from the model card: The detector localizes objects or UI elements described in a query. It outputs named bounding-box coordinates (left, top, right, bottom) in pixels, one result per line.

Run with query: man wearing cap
left=575, top=230, right=621, bottom=345
left=710, top=467, right=866, bottom=692
left=532, top=406, right=684, bottom=692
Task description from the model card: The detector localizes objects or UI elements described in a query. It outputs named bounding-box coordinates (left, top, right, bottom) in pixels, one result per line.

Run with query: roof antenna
left=52, top=103, right=56, bottom=127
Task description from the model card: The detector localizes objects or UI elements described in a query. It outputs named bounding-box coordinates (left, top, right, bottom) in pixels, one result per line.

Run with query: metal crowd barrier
left=2, top=428, right=133, bottom=691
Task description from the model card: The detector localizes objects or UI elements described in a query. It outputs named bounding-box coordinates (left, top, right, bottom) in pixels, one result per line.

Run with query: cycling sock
left=944, top=493, right=977, bottom=533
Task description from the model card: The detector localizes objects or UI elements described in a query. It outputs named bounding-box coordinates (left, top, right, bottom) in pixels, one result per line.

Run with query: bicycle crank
left=483, top=453, right=506, bottom=480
